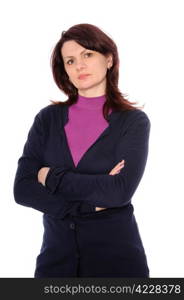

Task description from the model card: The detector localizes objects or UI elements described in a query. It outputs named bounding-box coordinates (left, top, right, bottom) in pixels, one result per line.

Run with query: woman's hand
left=37, top=167, right=50, bottom=186
left=109, top=159, right=125, bottom=176
left=95, top=160, right=125, bottom=211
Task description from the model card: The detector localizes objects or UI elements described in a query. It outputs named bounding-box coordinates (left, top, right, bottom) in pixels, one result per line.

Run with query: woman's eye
left=66, top=59, right=73, bottom=65
left=66, top=53, right=92, bottom=65
left=84, top=52, right=92, bottom=57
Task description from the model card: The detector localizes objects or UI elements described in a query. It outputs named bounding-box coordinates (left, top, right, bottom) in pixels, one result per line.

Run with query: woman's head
left=61, top=40, right=113, bottom=97
left=50, top=23, right=141, bottom=117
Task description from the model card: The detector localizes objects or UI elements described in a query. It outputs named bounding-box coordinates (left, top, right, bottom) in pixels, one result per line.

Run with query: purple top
left=64, top=94, right=112, bottom=167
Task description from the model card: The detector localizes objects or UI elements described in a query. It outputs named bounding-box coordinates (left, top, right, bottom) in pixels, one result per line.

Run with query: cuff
left=45, top=167, right=96, bottom=214
left=45, top=166, right=69, bottom=194
left=79, top=203, right=96, bottom=214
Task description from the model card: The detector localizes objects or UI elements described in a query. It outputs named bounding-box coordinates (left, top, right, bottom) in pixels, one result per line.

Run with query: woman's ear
left=107, top=54, right=113, bottom=69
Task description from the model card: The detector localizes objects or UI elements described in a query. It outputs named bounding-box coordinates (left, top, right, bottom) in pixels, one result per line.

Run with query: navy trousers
left=34, top=205, right=149, bottom=278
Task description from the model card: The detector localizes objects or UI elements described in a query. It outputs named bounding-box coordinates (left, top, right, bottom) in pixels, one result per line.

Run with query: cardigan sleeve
left=45, top=112, right=151, bottom=208
left=13, top=111, right=94, bottom=219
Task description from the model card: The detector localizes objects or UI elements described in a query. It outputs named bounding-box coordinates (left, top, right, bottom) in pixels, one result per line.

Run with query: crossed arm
left=13, top=110, right=150, bottom=218
left=37, top=159, right=125, bottom=211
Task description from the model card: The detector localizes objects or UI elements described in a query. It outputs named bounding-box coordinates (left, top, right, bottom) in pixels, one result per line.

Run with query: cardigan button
left=70, top=223, right=75, bottom=229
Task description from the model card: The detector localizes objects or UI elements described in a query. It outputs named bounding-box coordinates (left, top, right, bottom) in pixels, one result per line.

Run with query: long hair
left=50, top=23, right=143, bottom=120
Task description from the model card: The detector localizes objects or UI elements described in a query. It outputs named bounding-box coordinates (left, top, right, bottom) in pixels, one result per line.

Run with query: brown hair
left=50, top=23, right=143, bottom=120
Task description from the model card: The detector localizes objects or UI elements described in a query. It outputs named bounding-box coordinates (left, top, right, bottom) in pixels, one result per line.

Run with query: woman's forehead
left=61, top=41, right=87, bottom=57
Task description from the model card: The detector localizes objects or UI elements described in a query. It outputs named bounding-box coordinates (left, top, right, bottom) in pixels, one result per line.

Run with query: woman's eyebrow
left=64, top=49, right=88, bottom=58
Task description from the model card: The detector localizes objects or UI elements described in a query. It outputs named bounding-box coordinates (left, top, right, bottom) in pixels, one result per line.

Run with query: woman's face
left=61, top=40, right=113, bottom=96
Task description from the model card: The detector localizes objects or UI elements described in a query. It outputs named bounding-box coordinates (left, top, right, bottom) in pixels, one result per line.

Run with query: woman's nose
left=76, top=60, right=86, bottom=70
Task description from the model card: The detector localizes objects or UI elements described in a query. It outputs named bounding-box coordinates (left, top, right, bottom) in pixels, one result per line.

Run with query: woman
left=13, top=23, right=151, bottom=277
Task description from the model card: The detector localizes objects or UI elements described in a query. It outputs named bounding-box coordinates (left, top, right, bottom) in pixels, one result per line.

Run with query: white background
left=0, top=0, right=183, bottom=277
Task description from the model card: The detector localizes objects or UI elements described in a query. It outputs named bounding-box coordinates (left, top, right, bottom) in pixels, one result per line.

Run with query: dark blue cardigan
left=13, top=103, right=151, bottom=277
left=13, top=103, right=151, bottom=219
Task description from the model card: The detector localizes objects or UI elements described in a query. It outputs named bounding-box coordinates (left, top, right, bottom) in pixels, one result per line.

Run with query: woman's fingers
left=109, top=160, right=125, bottom=175
left=38, top=167, right=50, bottom=186
left=95, top=207, right=107, bottom=211
left=113, top=161, right=124, bottom=170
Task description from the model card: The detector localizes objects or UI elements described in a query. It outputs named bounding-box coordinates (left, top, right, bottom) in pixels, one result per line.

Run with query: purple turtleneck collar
left=75, top=94, right=106, bottom=110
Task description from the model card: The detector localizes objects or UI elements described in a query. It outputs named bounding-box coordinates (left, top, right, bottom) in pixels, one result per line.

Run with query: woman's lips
left=78, top=74, right=90, bottom=80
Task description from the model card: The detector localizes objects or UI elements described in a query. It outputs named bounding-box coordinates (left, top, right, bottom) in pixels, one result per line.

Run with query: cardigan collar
left=58, top=104, right=125, bottom=170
